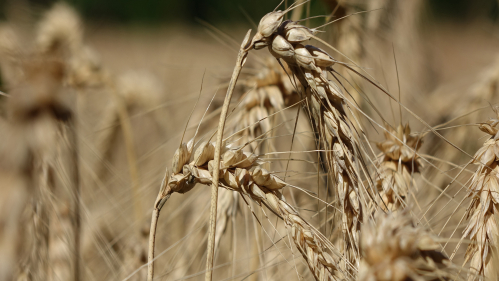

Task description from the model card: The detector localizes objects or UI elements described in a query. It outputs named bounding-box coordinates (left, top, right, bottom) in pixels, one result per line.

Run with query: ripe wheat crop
left=0, top=1, right=498, bottom=281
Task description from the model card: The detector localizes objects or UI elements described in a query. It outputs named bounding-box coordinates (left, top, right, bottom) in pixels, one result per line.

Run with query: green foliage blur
left=1, top=0, right=499, bottom=24
left=429, top=0, right=499, bottom=21
left=6, top=0, right=328, bottom=24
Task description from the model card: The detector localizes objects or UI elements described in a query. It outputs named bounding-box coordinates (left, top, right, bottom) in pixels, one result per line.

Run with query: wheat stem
left=147, top=207, right=160, bottom=280
left=66, top=118, right=81, bottom=281
left=147, top=169, right=171, bottom=281
left=205, top=29, right=252, bottom=281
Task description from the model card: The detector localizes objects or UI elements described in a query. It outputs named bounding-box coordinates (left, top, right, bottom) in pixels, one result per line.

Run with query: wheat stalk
left=204, top=29, right=252, bottom=281
left=145, top=34, right=253, bottom=277
left=203, top=56, right=300, bottom=276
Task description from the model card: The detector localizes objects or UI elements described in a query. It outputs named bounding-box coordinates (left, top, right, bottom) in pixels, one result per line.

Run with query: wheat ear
left=160, top=141, right=342, bottom=280
left=457, top=106, right=499, bottom=280
left=247, top=13, right=370, bottom=268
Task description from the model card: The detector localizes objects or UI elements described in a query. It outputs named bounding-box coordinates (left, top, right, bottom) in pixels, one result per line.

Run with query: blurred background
left=1, top=0, right=499, bottom=23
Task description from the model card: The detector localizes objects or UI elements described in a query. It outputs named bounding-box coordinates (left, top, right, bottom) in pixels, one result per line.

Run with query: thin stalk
left=205, top=30, right=252, bottom=281
left=35, top=163, right=51, bottom=280
left=147, top=169, right=172, bottom=281
left=66, top=118, right=81, bottom=281
left=147, top=208, right=160, bottom=280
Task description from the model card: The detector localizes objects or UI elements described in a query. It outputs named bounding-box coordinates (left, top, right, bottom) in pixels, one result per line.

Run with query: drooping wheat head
left=248, top=9, right=372, bottom=269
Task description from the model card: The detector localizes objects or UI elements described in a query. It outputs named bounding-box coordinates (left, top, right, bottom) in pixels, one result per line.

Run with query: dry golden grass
left=2, top=1, right=499, bottom=281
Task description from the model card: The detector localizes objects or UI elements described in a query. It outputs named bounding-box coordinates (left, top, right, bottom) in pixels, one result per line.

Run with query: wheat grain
left=35, top=3, right=156, bottom=235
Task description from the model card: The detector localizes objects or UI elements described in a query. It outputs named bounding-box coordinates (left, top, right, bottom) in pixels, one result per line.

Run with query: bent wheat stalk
left=146, top=30, right=252, bottom=281
left=147, top=168, right=171, bottom=281
left=205, top=29, right=252, bottom=281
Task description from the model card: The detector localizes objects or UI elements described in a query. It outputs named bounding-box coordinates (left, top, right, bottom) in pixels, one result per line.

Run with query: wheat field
left=1, top=1, right=499, bottom=280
